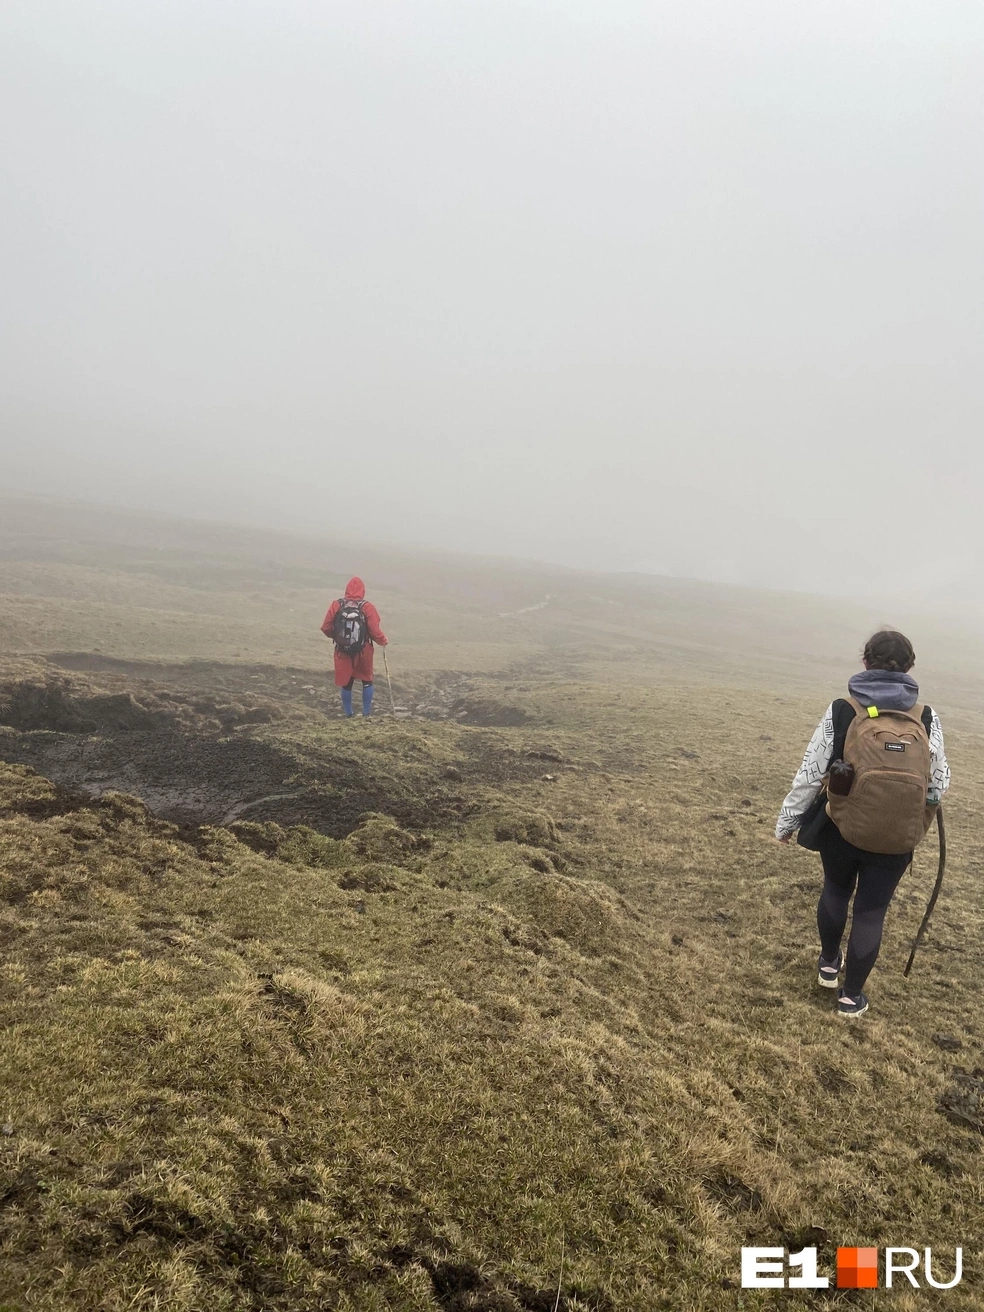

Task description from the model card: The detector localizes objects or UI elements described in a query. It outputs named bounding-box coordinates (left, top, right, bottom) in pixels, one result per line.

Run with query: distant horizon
left=0, top=483, right=972, bottom=622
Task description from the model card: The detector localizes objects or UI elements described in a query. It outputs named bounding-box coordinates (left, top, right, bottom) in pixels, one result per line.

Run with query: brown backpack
left=826, top=697, right=934, bottom=854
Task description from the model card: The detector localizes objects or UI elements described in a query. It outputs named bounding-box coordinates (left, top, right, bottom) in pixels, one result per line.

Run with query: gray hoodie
left=846, top=669, right=919, bottom=712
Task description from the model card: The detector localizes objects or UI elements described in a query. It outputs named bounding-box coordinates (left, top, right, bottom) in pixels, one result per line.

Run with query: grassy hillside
left=1, top=497, right=983, bottom=1309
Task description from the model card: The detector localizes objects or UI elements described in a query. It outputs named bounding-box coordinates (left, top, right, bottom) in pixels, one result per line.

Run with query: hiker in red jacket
left=320, top=577, right=387, bottom=717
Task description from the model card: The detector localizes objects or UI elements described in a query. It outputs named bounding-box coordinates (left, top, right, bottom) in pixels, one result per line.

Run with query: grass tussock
left=2, top=505, right=984, bottom=1308
left=2, top=669, right=984, bottom=1310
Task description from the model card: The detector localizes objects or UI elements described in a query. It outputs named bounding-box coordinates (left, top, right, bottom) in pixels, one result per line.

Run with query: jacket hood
left=344, top=576, right=366, bottom=600
left=847, top=668, right=919, bottom=712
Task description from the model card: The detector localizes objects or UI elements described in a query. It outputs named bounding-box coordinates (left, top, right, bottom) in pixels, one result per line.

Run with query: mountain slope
left=1, top=497, right=983, bottom=1307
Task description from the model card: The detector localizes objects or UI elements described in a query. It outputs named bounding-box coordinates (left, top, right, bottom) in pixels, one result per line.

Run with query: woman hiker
left=776, top=630, right=950, bottom=1018
left=321, top=577, right=388, bottom=717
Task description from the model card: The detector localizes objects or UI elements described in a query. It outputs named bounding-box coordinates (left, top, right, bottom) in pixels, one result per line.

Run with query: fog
left=2, top=1, right=982, bottom=600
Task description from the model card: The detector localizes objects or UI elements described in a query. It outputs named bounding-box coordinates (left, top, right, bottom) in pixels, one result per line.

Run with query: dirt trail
left=498, top=594, right=552, bottom=618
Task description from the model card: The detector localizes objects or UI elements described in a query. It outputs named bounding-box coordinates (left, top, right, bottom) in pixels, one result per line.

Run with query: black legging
left=817, top=824, right=911, bottom=995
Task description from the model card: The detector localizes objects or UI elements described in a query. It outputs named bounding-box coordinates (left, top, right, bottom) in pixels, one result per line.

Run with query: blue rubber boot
left=362, top=683, right=375, bottom=717
left=340, top=687, right=354, bottom=717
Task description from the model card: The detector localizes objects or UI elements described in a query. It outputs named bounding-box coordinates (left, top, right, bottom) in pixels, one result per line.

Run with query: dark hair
left=863, top=629, right=915, bottom=673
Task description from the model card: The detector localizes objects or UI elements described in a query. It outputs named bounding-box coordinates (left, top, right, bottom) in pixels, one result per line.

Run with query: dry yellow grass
left=1, top=498, right=983, bottom=1309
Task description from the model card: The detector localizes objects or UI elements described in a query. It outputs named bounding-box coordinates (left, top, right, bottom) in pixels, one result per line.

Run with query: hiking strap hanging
left=903, top=805, right=946, bottom=978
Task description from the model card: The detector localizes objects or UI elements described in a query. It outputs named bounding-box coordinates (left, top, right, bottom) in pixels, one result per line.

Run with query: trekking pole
left=904, top=806, right=946, bottom=978
left=382, top=648, right=397, bottom=718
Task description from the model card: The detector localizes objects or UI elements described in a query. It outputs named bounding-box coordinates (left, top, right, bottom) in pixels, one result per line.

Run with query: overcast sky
left=1, top=1, right=982, bottom=598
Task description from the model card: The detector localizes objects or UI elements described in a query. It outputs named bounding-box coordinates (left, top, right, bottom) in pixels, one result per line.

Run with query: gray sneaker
left=837, top=990, right=869, bottom=1018
left=817, top=952, right=842, bottom=989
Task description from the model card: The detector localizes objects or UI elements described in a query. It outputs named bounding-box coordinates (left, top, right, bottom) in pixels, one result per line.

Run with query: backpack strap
left=839, top=695, right=931, bottom=745
left=831, top=697, right=858, bottom=763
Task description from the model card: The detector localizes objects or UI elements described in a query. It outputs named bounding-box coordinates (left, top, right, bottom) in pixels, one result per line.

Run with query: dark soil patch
left=47, top=653, right=320, bottom=701
left=1, top=673, right=285, bottom=735
left=44, top=654, right=476, bottom=724
left=413, top=1255, right=588, bottom=1312
left=47, top=653, right=186, bottom=676
left=0, top=727, right=303, bottom=829
left=336, top=868, right=397, bottom=892
left=451, top=696, right=529, bottom=727
left=0, top=721, right=519, bottom=842
left=933, top=1033, right=963, bottom=1052
left=407, top=672, right=473, bottom=720
left=526, top=746, right=563, bottom=762
left=937, top=1069, right=984, bottom=1132
left=0, top=663, right=564, bottom=844
left=0, top=1167, right=41, bottom=1211
left=816, top=1065, right=853, bottom=1095
left=704, top=1173, right=763, bottom=1213
left=0, top=680, right=172, bottom=734
left=0, top=715, right=503, bottom=839
left=920, top=1149, right=964, bottom=1179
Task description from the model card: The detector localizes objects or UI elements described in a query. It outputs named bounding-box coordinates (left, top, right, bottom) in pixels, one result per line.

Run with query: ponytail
left=862, top=630, right=915, bottom=673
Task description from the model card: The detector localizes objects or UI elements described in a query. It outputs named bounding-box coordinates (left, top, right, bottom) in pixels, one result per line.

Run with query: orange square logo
left=837, top=1247, right=878, bottom=1288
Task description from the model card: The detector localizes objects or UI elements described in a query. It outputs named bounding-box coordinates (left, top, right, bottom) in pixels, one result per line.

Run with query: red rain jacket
left=321, top=577, right=387, bottom=686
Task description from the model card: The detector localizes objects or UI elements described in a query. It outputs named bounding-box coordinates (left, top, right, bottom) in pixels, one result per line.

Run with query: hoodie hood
left=344, top=576, right=366, bottom=601
left=847, top=668, right=919, bottom=711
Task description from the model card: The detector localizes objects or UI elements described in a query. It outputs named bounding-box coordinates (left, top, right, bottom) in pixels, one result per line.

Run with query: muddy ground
left=0, top=658, right=552, bottom=836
